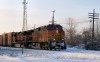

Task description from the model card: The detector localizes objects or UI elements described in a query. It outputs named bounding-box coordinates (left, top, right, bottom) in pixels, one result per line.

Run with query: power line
left=57, top=20, right=90, bottom=24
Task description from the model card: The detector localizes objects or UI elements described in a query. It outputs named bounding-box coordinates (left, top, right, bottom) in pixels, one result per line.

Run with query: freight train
left=0, top=24, right=66, bottom=50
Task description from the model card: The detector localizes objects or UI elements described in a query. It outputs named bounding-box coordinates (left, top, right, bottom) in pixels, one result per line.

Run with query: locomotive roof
left=36, top=24, right=62, bottom=28
left=47, top=24, right=62, bottom=27
left=47, top=24, right=63, bottom=30
left=0, top=24, right=63, bottom=35
left=34, top=24, right=63, bottom=30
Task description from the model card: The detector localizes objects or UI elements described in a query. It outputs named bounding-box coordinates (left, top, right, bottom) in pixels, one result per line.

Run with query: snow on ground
left=0, top=46, right=100, bottom=62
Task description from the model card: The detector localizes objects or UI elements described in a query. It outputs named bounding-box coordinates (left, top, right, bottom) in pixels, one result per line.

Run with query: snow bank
left=0, top=46, right=100, bottom=62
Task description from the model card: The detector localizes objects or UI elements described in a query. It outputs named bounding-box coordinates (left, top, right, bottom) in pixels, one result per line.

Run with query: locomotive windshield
left=47, top=24, right=63, bottom=30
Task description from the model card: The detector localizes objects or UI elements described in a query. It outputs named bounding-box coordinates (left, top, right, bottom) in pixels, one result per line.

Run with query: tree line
left=65, top=18, right=100, bottom=50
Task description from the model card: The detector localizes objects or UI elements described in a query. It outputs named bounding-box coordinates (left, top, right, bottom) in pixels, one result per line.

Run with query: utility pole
left=52, top=11, right=55, bottom=24
left=22, top=0, right=28, bottom=31
left=49, top=10, right=56, bottom=25
left=88, top=9, right=99, bottom=42
left=34, top=24, right=36, bottom=29
left=90, top=20, right=92, bottom=40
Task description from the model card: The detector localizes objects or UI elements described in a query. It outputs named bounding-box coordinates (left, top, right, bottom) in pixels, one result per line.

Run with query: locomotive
left=0, top=24, right=66, bottom=50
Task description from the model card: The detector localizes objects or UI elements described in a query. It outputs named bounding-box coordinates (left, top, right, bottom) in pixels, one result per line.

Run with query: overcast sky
left=0, top=0, right=100, bottom=34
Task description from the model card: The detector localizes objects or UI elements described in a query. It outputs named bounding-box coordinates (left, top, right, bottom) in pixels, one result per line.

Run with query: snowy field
left=0, top=46, right=100, bottom=62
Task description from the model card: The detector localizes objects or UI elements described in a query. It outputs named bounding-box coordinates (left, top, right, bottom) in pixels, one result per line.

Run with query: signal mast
left=22, top=0, right=28, bottom=31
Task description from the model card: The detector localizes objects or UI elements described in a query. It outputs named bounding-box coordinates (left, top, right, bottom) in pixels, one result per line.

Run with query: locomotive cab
left=47, top=24, right=66, bottom=50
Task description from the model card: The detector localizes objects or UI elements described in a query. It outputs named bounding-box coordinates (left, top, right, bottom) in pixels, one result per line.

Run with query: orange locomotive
left=0, top=24, right=66, bottom=50
left=12, top=24, right=66, bottom=50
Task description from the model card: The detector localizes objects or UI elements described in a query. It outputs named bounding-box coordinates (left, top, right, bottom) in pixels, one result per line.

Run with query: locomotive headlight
left=62, top=39, right=64, bottom=40
left=53, top=39, right=55, bottom=40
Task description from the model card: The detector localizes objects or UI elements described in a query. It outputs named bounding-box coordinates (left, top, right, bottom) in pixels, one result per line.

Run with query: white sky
left=0, top=0, right=100, bottom=34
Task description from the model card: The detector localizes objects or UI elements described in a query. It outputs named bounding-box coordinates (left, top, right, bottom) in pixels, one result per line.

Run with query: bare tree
left=82, top=28, right=100, bottom=50
left=82, top=28, right=91, bottom=44
left=66, top=18, right=77, bottom=46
